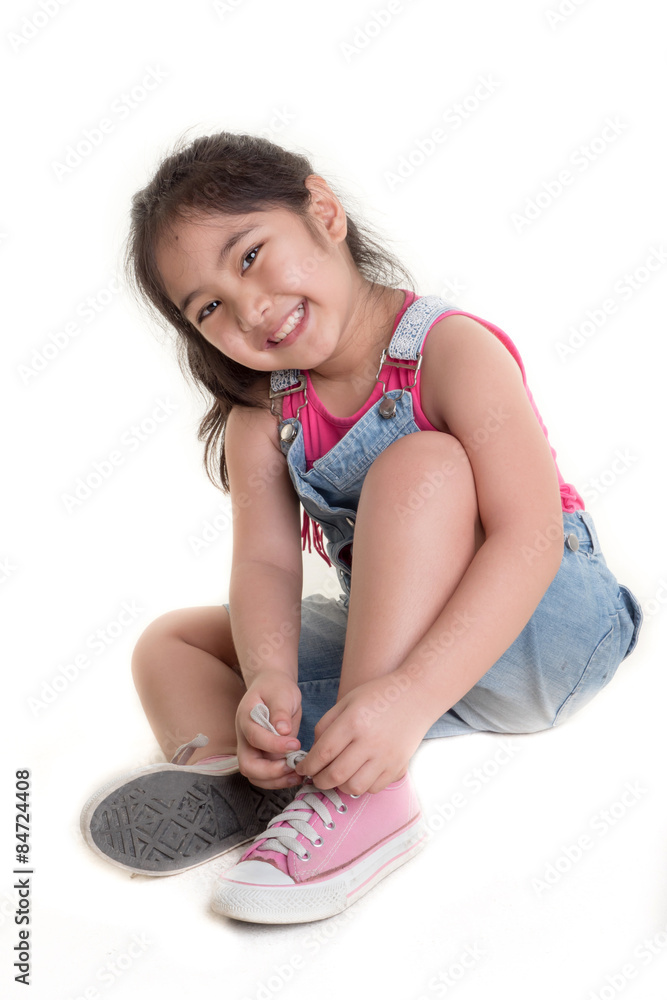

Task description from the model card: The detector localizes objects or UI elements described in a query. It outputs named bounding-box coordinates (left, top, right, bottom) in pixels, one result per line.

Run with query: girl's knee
left=363, top=431, right=474, bottom=498
left=131, top=606, right=237, bottom=678
left=130, top=610, right=184, bottom=678
left=131, top=609, right=204, bottom=670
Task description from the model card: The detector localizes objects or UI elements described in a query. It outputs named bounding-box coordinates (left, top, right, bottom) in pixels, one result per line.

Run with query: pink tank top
left=283, top=290, right=584, bottom=513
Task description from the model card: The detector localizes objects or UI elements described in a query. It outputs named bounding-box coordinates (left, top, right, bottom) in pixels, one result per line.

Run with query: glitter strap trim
left=386, top=295, right=455, bottom=360
left=270, top=369, right=302, bottom=393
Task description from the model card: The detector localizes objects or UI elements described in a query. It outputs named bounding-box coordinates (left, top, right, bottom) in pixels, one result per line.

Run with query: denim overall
left=261, top=294, right=643, bottom=748
left=270, top=295, right=452, bottom=609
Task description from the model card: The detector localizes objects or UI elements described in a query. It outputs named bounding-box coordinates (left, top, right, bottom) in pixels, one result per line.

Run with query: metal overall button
left=379, top=396, right=397, bottom=419
left=565, top=533, right=579, bottom=552
left=375, top=350, right=423, bottom=420
left=280, top=421, right=298, bottom=443
left=269, top=374, right=307, bottom=445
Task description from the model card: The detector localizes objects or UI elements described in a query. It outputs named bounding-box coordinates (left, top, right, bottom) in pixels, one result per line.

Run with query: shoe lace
left=170, top=733, right=209, bottom=765
left=252, top=787, right=345, bottom=861
left=248, top=702, right=346, bottom=861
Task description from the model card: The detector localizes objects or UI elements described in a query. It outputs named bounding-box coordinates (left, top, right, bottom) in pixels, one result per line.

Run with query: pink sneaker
left=210, top=772, right=427, bottom=924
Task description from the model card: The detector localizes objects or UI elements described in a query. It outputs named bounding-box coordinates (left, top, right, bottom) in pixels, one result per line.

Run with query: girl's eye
left=198, top=300, right=220, bottom=323
left=242, top=245, right=261, bottom=272
left=196, top=245, right=262, bottom=323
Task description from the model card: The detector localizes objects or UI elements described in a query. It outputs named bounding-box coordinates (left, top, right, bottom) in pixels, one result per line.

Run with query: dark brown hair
left=123, top=129, right=416, bottom=491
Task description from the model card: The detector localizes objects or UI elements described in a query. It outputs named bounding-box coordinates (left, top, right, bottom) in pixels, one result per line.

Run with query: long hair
left=123, top=130, right=416, bottom=491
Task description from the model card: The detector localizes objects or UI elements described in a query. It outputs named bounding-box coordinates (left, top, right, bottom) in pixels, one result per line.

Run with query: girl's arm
left=403, top=313, right=566, bottom=720
left=225, top=402, right=305, bottom=787
left=296, top=314, right=565, bottom=792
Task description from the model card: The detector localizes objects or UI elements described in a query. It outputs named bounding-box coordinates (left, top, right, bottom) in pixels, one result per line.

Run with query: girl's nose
left=235, top=290, right=271, bottom=334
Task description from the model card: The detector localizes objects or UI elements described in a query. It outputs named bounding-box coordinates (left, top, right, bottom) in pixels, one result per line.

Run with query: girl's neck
left=310, top=284, right=407, bottom=389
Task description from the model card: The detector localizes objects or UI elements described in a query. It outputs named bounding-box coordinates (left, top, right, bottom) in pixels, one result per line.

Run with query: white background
left=2, top=1, right=665, bottom=998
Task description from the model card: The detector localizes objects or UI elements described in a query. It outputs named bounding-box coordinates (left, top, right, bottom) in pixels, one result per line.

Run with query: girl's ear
left=303, top=174, right=348, bottom=245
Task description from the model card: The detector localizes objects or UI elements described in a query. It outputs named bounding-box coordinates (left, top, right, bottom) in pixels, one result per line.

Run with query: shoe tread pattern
left=89, top=772, right=295, bottom=873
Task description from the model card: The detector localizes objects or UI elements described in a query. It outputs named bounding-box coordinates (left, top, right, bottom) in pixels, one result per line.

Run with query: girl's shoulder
left=226, top=374, right=281, bottom=451
left=419, top=311, right=525, bottom=430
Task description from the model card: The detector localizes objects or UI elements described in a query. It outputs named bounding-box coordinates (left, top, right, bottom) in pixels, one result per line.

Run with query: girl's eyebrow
left=178, top=225, right=261, bottom=315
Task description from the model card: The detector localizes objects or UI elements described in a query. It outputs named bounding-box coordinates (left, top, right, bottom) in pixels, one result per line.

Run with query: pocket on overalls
left=552, top=613, right=621, bottom=726
left=577, top=510, right=644, bottom=660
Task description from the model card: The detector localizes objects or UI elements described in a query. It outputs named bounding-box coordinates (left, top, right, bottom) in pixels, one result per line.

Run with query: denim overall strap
left=269, top=294, right=457, bottom=603
left=386, top=295, right=456, bottom=359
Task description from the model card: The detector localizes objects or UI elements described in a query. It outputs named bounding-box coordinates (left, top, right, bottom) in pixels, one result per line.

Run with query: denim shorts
left=226, top=510, right=643, bottom=751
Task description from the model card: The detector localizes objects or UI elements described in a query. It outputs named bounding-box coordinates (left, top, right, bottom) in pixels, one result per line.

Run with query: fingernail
left=286, top=740, right=300, bottom=749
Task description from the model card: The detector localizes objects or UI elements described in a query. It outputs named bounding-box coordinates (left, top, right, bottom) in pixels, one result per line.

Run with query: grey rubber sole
left=81, top=770, right=297, bottom=876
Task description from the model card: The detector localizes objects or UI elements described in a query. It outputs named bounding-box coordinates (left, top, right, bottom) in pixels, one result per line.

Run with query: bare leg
left=337, top=431, right=485, bottom=699
left=131, top=606, right=245, bottom=764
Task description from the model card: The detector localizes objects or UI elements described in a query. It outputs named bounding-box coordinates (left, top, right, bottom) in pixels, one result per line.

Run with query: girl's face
left=156, top=178, right=365, bottom=373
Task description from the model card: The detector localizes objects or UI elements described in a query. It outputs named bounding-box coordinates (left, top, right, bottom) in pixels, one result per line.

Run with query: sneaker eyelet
left=337, top=804, right=348, bottom=813
left=312, top=837, right=323, bottom=847
left=324, top=821, right=335, bottom=830
left=299, top=851, right=311, bottom=862
left=350, top=793, right=361, bottom=799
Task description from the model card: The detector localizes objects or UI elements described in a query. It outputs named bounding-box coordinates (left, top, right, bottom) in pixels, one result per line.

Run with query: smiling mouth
left=266, top=301, right=306, bottom=348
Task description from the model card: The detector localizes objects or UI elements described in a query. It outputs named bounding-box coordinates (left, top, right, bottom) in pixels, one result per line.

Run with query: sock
left=196, top=753, right=236, bottom=765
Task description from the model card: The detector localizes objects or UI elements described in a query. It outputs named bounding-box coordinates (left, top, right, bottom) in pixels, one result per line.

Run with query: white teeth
left=272, top=302, right=304, bottom=342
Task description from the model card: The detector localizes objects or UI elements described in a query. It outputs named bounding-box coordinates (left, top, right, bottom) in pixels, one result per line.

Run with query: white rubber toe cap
left=224, top=859, right=295, bottom=886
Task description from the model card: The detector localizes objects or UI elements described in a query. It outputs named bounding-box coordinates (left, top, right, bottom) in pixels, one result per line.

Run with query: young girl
left=80, top=131, right=643, bottom=924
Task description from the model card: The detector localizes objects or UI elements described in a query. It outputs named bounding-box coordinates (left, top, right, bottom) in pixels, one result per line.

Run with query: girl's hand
left=235, top=672, right=303, bottom=790
left=294, top=674, right=428, bottom=796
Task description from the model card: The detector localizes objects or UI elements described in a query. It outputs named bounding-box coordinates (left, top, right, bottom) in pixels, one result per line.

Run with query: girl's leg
left=131, top=606, right=245, bottom=763
left=337, top=431, right=484, bottom=698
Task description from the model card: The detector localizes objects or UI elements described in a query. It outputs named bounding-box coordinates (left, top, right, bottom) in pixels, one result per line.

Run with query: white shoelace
left=170, top=733, right=209, bottom=764
left=248, top=702, right=346, bottom=860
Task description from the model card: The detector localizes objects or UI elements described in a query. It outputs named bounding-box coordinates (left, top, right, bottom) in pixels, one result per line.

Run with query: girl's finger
left=312, top=699, right=347, bottom=742
left=301, top=741, right=365, bottom=790
left=238, top=717, right=301, bottom=756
